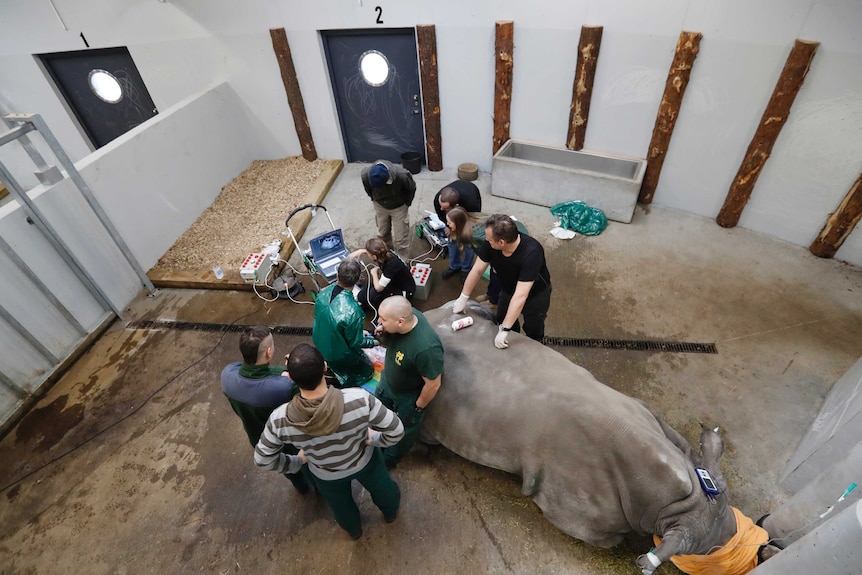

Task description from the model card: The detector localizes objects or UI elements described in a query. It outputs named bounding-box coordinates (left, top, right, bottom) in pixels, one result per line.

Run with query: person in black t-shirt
left=454, top=214, right=552, bottom=348
left=351, top=236, right=416, bottom=312
left=432, top=180, right=482, bottom=221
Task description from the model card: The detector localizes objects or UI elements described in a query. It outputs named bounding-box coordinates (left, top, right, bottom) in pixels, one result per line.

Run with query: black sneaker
left=459, top=270, right=469, bottom=283
left=384, top=511, right=398, bottom=523
left=349, top=529, right=363, bottom=541
left=442, top=268, right=458, bottom=279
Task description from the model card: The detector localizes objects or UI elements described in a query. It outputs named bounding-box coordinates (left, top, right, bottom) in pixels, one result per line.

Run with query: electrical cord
left=0, top=307, right=261, bottom=494
left=408, top=244, right=445, bottom=266
left=356, top=258, right=380, bottom=326
left=252, top=259, right=314, bottom=305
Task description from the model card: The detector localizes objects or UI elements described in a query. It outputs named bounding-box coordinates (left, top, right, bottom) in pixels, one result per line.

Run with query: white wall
left=0, top=81, right=267, bottom=313
left=0, top=0, right=860, bottom=264
left=0, top=82, right=267, bottom=427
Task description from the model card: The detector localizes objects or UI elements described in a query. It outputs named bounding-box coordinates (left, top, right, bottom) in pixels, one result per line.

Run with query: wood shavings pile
left=155, top=157, right=325, bottom=271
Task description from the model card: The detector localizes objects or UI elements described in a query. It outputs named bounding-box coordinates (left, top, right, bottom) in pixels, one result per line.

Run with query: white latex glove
left=494, top=328, right=509, bottom=349
left=453, top=293, right=470, bottom=314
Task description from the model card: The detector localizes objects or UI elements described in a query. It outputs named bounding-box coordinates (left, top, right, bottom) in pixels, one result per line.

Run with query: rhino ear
left=698, top=426, right=724, bottom=464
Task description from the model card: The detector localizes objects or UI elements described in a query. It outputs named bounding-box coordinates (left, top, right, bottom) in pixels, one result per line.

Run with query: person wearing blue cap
left=361, top=160, right=416, bottom=255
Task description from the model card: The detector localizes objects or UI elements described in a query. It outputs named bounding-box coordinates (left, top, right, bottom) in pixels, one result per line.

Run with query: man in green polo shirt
left=374, top=295, right=444, bottom=469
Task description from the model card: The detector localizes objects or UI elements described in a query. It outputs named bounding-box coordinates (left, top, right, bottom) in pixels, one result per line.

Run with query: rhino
left=419, top=303, right=762, bottom=572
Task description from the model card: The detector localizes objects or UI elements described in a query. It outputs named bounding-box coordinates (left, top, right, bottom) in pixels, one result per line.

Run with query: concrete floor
left=1, top=165, right=861, bottom=574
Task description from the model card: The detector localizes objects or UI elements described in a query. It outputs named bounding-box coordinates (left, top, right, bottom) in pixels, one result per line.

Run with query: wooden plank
left=493, top=21, right=515, bottom=155
left=716, top=39, right=819, bottom=228
left=810, top=173, right=862, bottom=258
left=638, top=31, right=702, bottom=204
left=148, top=160, right=343, bottom=290
left=417, top=25, right=443, bottom=172
left=566, top=25, right=603, bottom=151
left=269, top=28, right=317, bottom=162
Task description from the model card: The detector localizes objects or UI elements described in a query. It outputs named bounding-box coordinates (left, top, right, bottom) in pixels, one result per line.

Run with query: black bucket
left=401, top=151, right=422, bottom=175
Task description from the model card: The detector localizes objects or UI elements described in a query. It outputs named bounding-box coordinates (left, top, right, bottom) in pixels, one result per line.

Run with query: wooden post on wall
left=493, top=21, right=514, bottom=155
left=417, top=25, right=442, bottom=171
left=716, top=39, right=818, bottom=227
left=810, top=173, right=862, bottom=258
left=269, top=28, right=317, bottom=162
left=638, top=31, right=702, bottom=204
left=566, top=25, right=603, bottom=151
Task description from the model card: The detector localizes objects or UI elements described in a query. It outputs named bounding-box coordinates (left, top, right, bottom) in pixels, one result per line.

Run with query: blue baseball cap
left=369, top=163, right=390, bottom=187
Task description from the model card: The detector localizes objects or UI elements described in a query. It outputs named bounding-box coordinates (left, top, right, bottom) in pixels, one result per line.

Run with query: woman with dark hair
left=350, top=236, right=415, bottom=311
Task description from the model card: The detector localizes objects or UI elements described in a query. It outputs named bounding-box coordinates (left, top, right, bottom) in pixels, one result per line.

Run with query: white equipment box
left=410, top=263, right=434, bottom=300
left=240, top=252, right=272, bottom=284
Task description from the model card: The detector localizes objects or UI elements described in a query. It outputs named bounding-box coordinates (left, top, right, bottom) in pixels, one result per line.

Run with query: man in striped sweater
left=255, top=343, right=404, bottom=540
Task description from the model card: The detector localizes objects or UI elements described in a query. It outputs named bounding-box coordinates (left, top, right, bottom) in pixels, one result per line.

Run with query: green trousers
left=375, top=383, right=426, bottom=467
left=311, top=447, right=400, bottom=537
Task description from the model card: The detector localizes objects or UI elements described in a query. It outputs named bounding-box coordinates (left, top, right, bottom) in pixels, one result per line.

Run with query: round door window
left=88, top=69, right=123, bottom=103
left=359, top=51, right=390, bottom=87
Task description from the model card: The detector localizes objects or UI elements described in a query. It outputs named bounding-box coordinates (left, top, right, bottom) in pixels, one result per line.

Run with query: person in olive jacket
left=361, top=160, right=416, bottom=256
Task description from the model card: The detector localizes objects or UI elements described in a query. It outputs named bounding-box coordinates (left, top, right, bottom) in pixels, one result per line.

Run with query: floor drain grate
left=542, top=336, right=717, bottom=354
left=126, top=321, right=716, bottom=354
left=126, top=320, right=313, bottom=337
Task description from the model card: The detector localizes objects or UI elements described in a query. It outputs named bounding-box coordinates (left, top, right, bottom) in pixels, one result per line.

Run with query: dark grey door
left=323, top=29, right=425, bottom=165
left=40, top=47, right=158, bottom=149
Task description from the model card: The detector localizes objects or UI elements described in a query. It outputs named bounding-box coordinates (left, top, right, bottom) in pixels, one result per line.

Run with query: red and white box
left=410, top=263, right=434, bottom=300
left=240, top=252, right=270, bottom=284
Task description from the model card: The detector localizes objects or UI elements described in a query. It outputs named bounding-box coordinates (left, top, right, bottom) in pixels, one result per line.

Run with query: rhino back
left=423, top=306, right=696, bottom=545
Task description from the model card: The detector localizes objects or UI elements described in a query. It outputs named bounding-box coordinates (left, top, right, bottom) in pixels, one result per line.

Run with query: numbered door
left=323, top=28, right=425, bottom=165
left=40, top=47, right=158, bottom=149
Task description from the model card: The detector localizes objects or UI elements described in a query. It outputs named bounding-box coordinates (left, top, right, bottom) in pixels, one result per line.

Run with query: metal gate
left=0, top=114, right=156, bottom=435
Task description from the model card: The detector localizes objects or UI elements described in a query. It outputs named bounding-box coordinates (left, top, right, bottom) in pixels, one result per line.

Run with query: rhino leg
left=521, top=461, right=541, bottom=496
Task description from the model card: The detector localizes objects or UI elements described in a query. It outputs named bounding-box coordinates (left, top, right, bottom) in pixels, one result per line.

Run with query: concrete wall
left=1, top=0, right=860, bottom=266
left=779, top=356, right=862, bottom=493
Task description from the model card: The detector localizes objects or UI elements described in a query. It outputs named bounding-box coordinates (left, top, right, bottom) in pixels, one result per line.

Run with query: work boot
left=442, top=268, right=458, bottom=280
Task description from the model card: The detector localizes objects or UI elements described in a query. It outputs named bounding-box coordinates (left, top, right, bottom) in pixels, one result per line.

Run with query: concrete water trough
left=491, top=139, right=647, bottom=223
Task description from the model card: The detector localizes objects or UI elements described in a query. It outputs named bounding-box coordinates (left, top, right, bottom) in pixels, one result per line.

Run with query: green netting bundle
left=549, top=200, right=608, bottom=236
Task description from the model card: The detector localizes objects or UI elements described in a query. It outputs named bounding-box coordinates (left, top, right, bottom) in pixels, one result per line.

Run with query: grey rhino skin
left=421, top=304, right=738, bottom=563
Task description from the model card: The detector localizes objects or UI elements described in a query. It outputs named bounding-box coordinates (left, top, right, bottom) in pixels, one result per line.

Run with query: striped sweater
left=254, top=388, right=404, bottom=481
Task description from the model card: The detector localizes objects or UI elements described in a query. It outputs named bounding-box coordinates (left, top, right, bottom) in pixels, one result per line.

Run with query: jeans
left=447, top=242, right=475, bottom=272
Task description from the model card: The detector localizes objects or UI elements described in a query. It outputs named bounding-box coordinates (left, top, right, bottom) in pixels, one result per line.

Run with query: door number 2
left=375, top=6, right=383, bottom=24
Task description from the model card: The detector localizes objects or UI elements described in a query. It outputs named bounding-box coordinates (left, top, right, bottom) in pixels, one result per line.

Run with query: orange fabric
left=652, top=507, right=769, bottom=575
